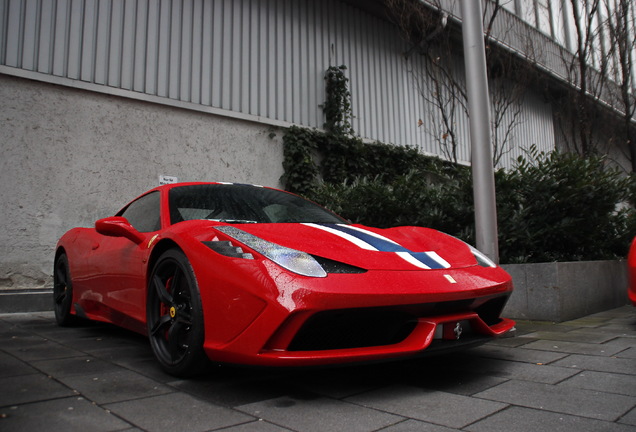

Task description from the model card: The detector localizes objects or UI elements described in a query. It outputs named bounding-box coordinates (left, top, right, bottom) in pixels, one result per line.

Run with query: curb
left=0, top=289, right=53, bottom=313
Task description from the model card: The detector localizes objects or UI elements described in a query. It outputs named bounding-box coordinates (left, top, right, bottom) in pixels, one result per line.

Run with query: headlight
left=469, top=244, right=497, bottom=268
left=215, top=226, right=327, bottom=278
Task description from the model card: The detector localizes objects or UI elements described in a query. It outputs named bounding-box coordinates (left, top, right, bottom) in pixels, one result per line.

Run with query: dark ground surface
left=0, top=306, right=635, bottom=432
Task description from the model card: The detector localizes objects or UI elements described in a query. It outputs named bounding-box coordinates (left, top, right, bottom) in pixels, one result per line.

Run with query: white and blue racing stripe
left=303, top=223, right=378, bottom=251
left=304, top=223, right=450, bottom=270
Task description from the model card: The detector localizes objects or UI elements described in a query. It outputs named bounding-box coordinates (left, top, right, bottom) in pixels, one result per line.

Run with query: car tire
left=147, top=249, right=208, bottom=377
left=53, top=253, right=78, bottom=326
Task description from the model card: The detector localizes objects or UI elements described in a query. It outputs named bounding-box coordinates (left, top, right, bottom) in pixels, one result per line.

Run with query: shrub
left=495, top=148, right=634, bottom=263
left=282, top=127, right=634, bottom=263
left=307, top=170, right=475, bottom=242
left=281, top=126, right=320, bottom=196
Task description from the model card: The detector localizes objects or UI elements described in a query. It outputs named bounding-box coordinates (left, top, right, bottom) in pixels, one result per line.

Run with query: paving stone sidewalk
left=0, top=306, right=634, bottom=432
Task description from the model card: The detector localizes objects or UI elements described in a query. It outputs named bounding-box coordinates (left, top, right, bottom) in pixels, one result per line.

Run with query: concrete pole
left=460, top=0, right=499, bottom=263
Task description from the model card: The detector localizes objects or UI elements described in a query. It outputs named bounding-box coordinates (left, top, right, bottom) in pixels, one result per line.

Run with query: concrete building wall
left=0, top=74, right=284, bottom=289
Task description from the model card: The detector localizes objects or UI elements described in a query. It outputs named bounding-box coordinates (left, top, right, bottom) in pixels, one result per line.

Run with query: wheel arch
left=145, top=240, right=208, bottom=376
left=54, top=246, right=67, bottom=262
left=146, top=239, right=184, bottom=287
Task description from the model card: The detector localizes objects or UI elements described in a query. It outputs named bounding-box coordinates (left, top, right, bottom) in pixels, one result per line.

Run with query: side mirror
left=95, top=216, right=145, bottom=244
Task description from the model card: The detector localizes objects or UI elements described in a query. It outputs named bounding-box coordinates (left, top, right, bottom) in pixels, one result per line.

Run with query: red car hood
left=209, top=223, right=478, bottom=271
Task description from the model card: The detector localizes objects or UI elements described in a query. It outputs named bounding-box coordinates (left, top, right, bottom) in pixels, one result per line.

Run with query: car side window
left=119, top=191, right=161, bottom=233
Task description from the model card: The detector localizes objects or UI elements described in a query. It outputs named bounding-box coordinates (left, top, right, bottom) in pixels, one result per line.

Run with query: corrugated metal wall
left=0, top=0, right=555, bottom=169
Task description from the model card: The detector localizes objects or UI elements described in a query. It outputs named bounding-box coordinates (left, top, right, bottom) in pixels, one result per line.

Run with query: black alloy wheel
left=147, top=249, right=207, bottom=377
left=53, top=253, right=77, bottom=326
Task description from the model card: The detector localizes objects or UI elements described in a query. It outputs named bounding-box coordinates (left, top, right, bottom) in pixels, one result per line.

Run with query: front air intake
left=288, top=308, right=417, bottom=351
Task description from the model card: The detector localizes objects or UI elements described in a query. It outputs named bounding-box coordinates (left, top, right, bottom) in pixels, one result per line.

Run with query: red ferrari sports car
left=54, top=182, right=515, bottom=376
left=628, top=237, right=636, bottom=306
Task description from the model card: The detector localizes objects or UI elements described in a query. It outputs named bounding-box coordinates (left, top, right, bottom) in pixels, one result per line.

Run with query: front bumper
left=201, top=264, right=515, bottom=367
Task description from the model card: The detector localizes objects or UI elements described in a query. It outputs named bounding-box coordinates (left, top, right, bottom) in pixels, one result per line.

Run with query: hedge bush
left=307, top=170, right=475, bottom=243
left=495, top=148, right=635, bottom=263
left=282, top=127, right=634, bottom=264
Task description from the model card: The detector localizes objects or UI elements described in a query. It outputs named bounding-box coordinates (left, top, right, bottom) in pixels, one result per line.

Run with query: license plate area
left=433, top=320, right=471, bottom=340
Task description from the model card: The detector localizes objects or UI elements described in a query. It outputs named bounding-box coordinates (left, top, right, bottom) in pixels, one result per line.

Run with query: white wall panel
left=53, top=0, right=70, bottom=77
left=133, top=0, right=148, bottom=92
left=80, top=0, right=96, bottom=82
left=0, top=1, right=6, bottom=64
left=21, top=0, right=37, bottom=70
left=4, top=0, right=22, bottom=67
left=94, top=0, right=109, bottom=84
left=144, top=0, right=158, bottom=94
left=66, top=0, right=82, bottom=80
left=38, top=0, right=54, bottom=73
left=108, top=0, right=124, bottom=88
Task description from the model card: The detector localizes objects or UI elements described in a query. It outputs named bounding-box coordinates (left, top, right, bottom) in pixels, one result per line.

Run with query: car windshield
left=168, top=184, right=347, bottom=225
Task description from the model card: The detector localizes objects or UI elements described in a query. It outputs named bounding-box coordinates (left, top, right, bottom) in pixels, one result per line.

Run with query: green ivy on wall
left=322, top=65, right=354, bottom=135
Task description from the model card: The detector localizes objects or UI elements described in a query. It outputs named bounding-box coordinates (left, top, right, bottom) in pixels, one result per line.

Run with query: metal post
left=460, top=0, right=499, bottom=263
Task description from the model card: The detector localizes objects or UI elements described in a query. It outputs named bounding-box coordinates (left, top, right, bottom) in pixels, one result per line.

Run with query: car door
left=88, top=191, right=161, bottom=331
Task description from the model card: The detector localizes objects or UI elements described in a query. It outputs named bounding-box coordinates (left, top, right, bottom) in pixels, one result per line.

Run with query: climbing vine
left=323, top=65, right=354, bottom=135
left=282, top=65, right=447, bottom=193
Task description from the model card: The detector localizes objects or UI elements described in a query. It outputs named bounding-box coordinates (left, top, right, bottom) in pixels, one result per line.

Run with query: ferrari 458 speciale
left=628, top=237, right=636, bottom=307
left=54, top=182, right=515, bottom=376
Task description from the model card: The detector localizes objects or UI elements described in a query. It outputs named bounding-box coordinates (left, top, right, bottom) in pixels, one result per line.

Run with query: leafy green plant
left=495, top=147, right=634, bottom=262
left=281, top=126, right=321, bottom=195
left=323, top=65, right=354, bottom=135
